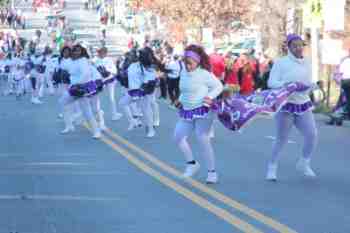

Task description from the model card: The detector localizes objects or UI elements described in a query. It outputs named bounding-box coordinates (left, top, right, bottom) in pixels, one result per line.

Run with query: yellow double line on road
left=89, top=125, right=297, bottom=233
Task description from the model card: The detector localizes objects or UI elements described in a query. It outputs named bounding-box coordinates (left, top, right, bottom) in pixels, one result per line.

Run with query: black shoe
left=336, top=119, right=343, bottom=126
left=326, top=118, right=335, bottom=125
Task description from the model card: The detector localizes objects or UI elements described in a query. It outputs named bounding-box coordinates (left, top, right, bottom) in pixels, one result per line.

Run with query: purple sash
left=212, top=82, right=311, bottom=131
left=87, top=79, right=104, bottom=97
left=128, top=89, right=145, bottom=98
left=280, top=101, right=313, bottom=115
left=179, top=106, right=210, bottom=121
left=69, top=80, right=103, bottom=98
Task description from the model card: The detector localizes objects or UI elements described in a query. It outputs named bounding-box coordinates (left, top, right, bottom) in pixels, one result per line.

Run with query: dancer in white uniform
left=173, top=44, right=223, bottom=183
left=58, top=43, right=101, bottom=138
left=93, top=47, right=123, bottom=121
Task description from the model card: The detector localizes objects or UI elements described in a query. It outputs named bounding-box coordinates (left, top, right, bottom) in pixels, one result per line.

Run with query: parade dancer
left=28, top=51, right=45, bottom=104
left=173, top=44, right=223, bottom=183
left=12, top=52, right=26, bottom=98
left=3, top=53, right=15, bottom=96
left=119, top=47, right=159, bottom=137
left=56, top=46, right=73, bottom=92
left=266, top=34, right=318, bottom=181
left=89, top=62, right=107, bottom=131
left=39, top=46, right=55, bottom=97
left=54, top=46, right=77, bottom=119
left=93, top=46, right=123, bottom=121
left=58, top=43, right=101, bottom=138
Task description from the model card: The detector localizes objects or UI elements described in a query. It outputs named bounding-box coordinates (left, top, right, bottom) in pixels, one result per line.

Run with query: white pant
left=39, top=72, right=55, bottom=96
left=105, top=80, right=119, bottom=116
left=59, top=91, right=100, bottom=133
left=174, top=113, right=216, bottom=171
left=119, top=92, right=159, bottom=129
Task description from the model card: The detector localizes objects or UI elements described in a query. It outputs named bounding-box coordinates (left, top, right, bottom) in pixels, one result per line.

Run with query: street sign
left=303, top=0, right=323, bottom=28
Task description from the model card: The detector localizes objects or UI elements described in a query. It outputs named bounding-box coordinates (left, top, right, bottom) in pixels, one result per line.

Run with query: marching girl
left=28, top=51, right=45, bottom=104
left=3, top=53, right=15, bottom=96
left=54, top=46, right=77, bottom=119
left=38, top=46, right=55, bottom=97
left=119, top=47, right=159, bottom=138
left=58, top=43, right=101, bottom=138
left=173, top=44, right=223, bottom=183
left=56, top=46, right=73, bottom=92
left=117, top=50, right=143, bottom=128
left=12, top=51, right=26, bottom=97
left=266, top=34, right=317, bottom=181
left=93, top=46, right=123, bottom=121
left=88, top=58, right=107, bottom=131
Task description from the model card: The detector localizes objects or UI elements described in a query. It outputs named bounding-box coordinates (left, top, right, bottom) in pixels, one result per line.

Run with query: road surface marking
left=0, top=171, right=127, bottom=175
left=83, top=125, right=263, bottom=233
left=105, top=128, right=297, bottom=233
left=0, top=195, right=121, bottom=202
left=265, top=136, right=296, bottom=144
left=0, top=153, right=96, bottom=157
left=24, top=162, right=88, bottom=166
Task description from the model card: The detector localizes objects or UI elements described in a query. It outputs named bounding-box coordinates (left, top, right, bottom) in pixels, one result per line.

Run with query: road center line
left=24, top=162, right=89, bottom=166
left=104, top=128, right=297, bottom=233
left=98, top=134, right=263, bottom=233
left=0, top=195, right=121, bottom=202
left=82, top=123, right=263, bottom=233
left=0, top=171, right=126, bottom=175
left=265, top=136, right=296, bottom=144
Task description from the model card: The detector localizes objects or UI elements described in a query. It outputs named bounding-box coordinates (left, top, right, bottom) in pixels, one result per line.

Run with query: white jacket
left=179, top=67, right=223, bottom=110
left=127, top=62, right=156, bottom=90
left=268, top=52, right=313, bottom=104
left=93, top=56, right=117, bottom=75
left=68, top=58, right=94, bottom=85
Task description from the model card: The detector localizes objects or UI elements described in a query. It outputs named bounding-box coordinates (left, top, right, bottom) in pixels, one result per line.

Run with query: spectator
left=237, top=53, right=255, bottom=95
left=209, top=49, right=225, bottom=81
left=166, top=54, right=182, bottom=105
left=338, top=48, right=350, bottom=119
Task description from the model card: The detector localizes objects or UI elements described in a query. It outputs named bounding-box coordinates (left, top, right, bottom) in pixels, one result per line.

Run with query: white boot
left=93, top=129, right=101, bottom=139
left=127, top=119, right=139, bottom=131
left=183, top=161, right=200, bottom=178
left=206, top=171, right=218, bottom=184
left=112, top=112, right=123, bottom=121
left=97, top=110, right=107, bottom=131
left=89, top=118, right=102, bottom=139
left=38, top=86, right=44, bottom=98
left=61, top=126, right=75, bottom=134
left=31, top=97, right=43, bottom=104
left=146, top=126, right=155, bottom=138
left=62, top=112, right=74, bottom=134
left=296, top=158, right=316, bottom=178
left=153, top=117, right=160, bottom=127
left=266, top=163, right=278, bottom=181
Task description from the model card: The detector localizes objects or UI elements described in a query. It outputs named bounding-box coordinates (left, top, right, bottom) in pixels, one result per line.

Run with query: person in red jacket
left=224, top=55, right=239, bottom=85
left=209, top=51, right=225, bottom=81
left=237, top=53, right=255, bottom=95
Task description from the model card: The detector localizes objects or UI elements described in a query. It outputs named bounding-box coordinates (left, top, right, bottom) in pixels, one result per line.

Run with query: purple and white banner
left=212, top=82, right=311, bottom=131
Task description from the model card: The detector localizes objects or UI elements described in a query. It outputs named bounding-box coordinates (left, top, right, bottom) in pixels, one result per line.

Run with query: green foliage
left=0, top=0, right=9, bottom=7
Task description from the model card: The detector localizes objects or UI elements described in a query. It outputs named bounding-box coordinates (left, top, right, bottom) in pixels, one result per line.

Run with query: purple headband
left=184, top=50, right=201, bottom=63
left=286, top=34, right=303, bottom=47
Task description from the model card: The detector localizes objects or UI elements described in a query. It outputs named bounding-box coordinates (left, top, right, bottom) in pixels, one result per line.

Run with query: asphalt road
left=0, top=0, right=349, bottom=232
